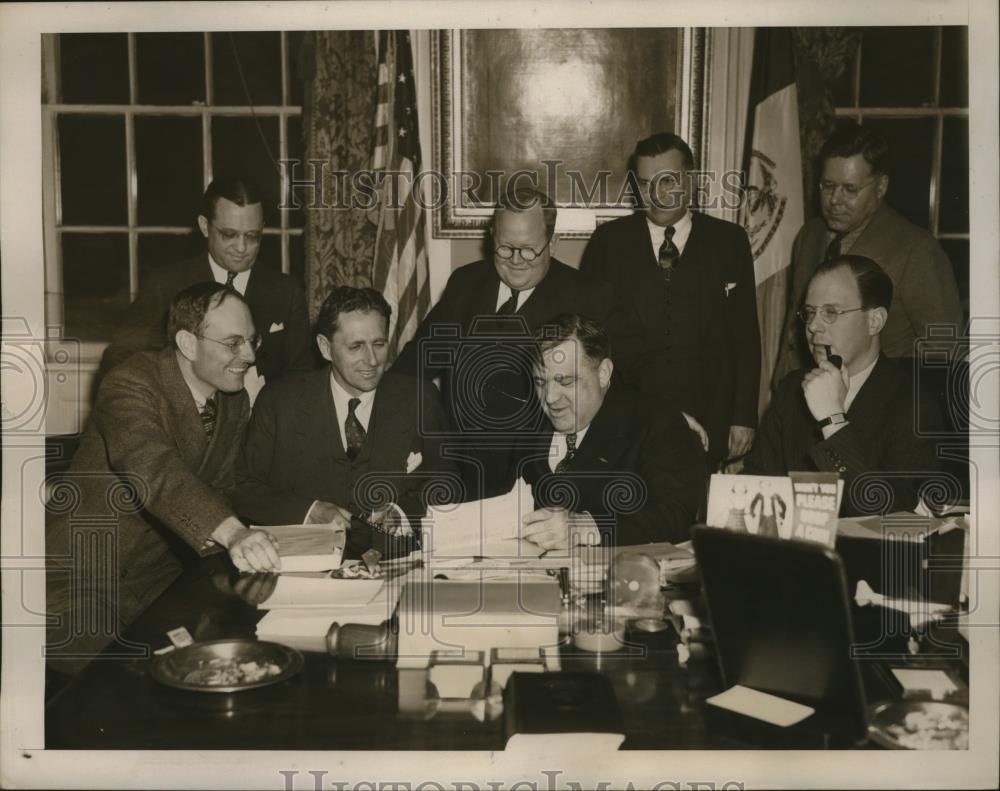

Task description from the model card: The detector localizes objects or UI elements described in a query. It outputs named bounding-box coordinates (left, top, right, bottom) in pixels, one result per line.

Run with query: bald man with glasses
left=773, top=123, right=962, bottom=388
left=743, top=255, right=942, bottom=517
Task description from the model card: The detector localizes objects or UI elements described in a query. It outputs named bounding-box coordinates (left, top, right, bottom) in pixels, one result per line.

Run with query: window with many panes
left=42, top=32, right=305, bottom=346
left=832, top=26, right=970, bottom=317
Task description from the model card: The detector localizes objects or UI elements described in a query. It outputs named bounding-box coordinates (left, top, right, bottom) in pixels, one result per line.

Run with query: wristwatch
left=817, top=412, right=848, bottom=429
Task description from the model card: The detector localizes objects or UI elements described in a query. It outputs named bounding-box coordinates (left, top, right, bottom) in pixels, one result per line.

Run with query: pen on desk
left=557, top=567, right=570, bottom=605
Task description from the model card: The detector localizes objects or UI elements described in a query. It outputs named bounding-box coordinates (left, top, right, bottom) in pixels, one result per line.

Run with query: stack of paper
left=422, top=478, right=547, bottom=560
left=257, top=575, right=383, bottom=609
left=254, top=524, right=346, bottom=572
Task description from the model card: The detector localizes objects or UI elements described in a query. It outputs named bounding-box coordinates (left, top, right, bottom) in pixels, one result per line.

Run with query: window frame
left=41, top=31, right=304, bottom=359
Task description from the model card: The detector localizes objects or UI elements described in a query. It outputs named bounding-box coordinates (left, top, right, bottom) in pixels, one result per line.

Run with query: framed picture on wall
left=431, top=27, right=706, bottom=238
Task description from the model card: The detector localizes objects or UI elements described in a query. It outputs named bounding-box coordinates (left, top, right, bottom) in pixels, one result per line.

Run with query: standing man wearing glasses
left=99, top=175, right=315, bottom=394
left=773, top=123, right=962, bottom=387
left=393, top=188, right=601, bottom=499
left=743, top=255, right=941, bottom=516
left=47, top=283, right=280, bottom=674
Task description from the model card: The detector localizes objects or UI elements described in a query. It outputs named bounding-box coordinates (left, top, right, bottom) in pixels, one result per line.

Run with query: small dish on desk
left=150, top=639, right=303, bottom=693
left=867, top=700, right=969, bottom=749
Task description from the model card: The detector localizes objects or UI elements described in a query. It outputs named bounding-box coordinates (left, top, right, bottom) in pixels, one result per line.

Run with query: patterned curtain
left=301, top=31, right=378, bottom=321
left=792, top=28, right=864, bottom=220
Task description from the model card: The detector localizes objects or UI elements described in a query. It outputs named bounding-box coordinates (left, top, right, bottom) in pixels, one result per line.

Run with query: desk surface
left=44, top=554, right=965, bottom=751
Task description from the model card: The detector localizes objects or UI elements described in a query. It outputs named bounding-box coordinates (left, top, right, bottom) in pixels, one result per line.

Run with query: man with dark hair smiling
left=519, top=313, right=706, bottom=550
left=744, top=255, right=942, bottom=516
left=234, top=287, right=455, bottom=555
left=581, top=132, right=761, bottom=469
left=99, top=174, right=314, bottom=388
left=47, top=282, right=279, bottom=673
left=773, top=123, right=962, bottom=385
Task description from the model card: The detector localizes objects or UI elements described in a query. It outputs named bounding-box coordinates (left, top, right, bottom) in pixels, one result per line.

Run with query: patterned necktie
left=658, top=225, right=680, bottom=283
left=825, top=233, right=844, bottom=261
left=497, top=288, right=520, bottom=315
left=225, top=270, right=237, bottom=288
left=345, top=397, right=366, bottom=460
left=555, top=432, right=577, bottom=474
left=199, top=395, right=217, bottom=438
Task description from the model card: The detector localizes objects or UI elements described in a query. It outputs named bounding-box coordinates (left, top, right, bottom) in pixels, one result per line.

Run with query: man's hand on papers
left=522, top=508, right=602, bottom=551
left=306, top=500, right=352, bottom=531
left=212, top=517, right=281, bottom=572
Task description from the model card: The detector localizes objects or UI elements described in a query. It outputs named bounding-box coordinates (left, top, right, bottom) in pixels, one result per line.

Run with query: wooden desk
left=44, top=553, right=965, bottom=751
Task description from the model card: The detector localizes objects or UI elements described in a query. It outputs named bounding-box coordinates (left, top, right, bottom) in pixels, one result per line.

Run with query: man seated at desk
left=519, top=313, right=706, bottom=550
left=233, top=287, right=455, bottom=555
left=46, top=283, right=280, bottom=672
left=743, top=255, right=942, bottom=515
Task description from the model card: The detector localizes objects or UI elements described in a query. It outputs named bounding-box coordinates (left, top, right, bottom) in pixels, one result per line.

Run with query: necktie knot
left=348, top=397, right=361, bottom=415
left=225, top=270, right=237, bottom=288
left=555, top=431, right=577, bottom=474
left=826, top=233, right=844, bottom=261
left=658, top=227, right=680, bottom=282
left=497, top=289, right=520, bottom=315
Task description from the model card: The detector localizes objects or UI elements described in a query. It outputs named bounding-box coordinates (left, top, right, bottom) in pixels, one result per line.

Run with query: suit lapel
left=297, top=368, right=346, bottom=464
left=568, top=384, right=633, bottom=471
left=157, top=349, right=210, bottom=472
left=844, top=355, right=897, bottom=432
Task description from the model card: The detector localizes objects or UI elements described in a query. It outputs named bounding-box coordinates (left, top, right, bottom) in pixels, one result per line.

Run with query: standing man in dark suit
left=772, top=123, right=962, bottom=386
left=744, top=255, right=942, bottom=516
left=234, top=287, right=457, bottom=556
left=47, top=283, right=280, bottom=673
left=393, top=188, right=601, bottom=500
left=99, top=175, right=315, bottom=391
left=581, top=132, right=761, bottom=469
left=520, top=314, right=706, bottom=549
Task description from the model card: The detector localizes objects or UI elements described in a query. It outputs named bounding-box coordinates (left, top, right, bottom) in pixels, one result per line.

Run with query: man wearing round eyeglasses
left=393, top=187, right=602, bottom=499
left=774, top=123, right=962, bottom=387
left=99, top=174, right=315, bottom=395
left=744, top=255, right=941, bottom=516
left=47, top=282, right=280, bottom=675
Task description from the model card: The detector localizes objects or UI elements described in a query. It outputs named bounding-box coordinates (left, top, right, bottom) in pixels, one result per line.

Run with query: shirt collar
left=496, top=281, right=536, bottom=312
left=844, top=355, right=879, bottom=412
left=329, top=371, right=377, bottom=411
left=646, top=209, right=693, bottom=253
left=208, top=254, right=252, bottom=295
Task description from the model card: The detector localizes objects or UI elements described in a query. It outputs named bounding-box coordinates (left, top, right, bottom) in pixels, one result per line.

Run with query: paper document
left=706, top=685, right=814, bottom=727
left=423, top=478, right=542, bottom=559
left=258, top=575, right=383, bottom=609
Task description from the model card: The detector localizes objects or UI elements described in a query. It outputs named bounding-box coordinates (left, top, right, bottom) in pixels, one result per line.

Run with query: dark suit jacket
left=392, top=258, right=604, bottom=498
left=232, top=368, right=459, bottom=540
left=580, top=211, right=761, bottom=462
left=519, top=382, right=707, bottom=546
left=46, top=349, right=249, bottom=667
left=773, top=203, right=963, bottom=386
left=99, top=253, right=316, bottom=384
left=743, top=355, right=942, bottom=516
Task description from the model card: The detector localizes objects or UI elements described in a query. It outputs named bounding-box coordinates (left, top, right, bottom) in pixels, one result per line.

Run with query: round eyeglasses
left=494, top=237, right=552, bottom=263
left=796, top=305, right=867, bottom=325
left=197, top=334, right=262, bottom=354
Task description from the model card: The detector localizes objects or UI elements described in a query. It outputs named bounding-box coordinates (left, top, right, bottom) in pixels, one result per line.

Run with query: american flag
left=370, top=30, right=430, bottom=358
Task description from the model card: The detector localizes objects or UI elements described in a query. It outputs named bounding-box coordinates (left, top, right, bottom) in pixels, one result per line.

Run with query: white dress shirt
left=208, top=254, right=251, bottom=295
left=646, top=209, right=693, bottom=261
left=843, top=355, right=878, bottom=413
left=547, top=424, right=591, bottom=473
left=330, top=374, right=376, bottom=451
left=495, top=282, right=535, bottom=312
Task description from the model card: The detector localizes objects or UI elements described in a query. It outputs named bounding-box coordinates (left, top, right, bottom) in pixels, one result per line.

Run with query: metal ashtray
left=150, top=639, right=303, bottom=693
left=867, top=700, right=969, bottom=750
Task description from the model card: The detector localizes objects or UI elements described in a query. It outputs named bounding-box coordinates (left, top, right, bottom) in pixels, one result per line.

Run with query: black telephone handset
left=825, top=344, right=843, bottom=370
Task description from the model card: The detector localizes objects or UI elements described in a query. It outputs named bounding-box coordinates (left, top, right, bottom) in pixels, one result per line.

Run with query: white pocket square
left=406, top=452, right=423, bottom=474
left=724, top=282, right=737, bottom=296
left=269, top=322, right=285, bottom=333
